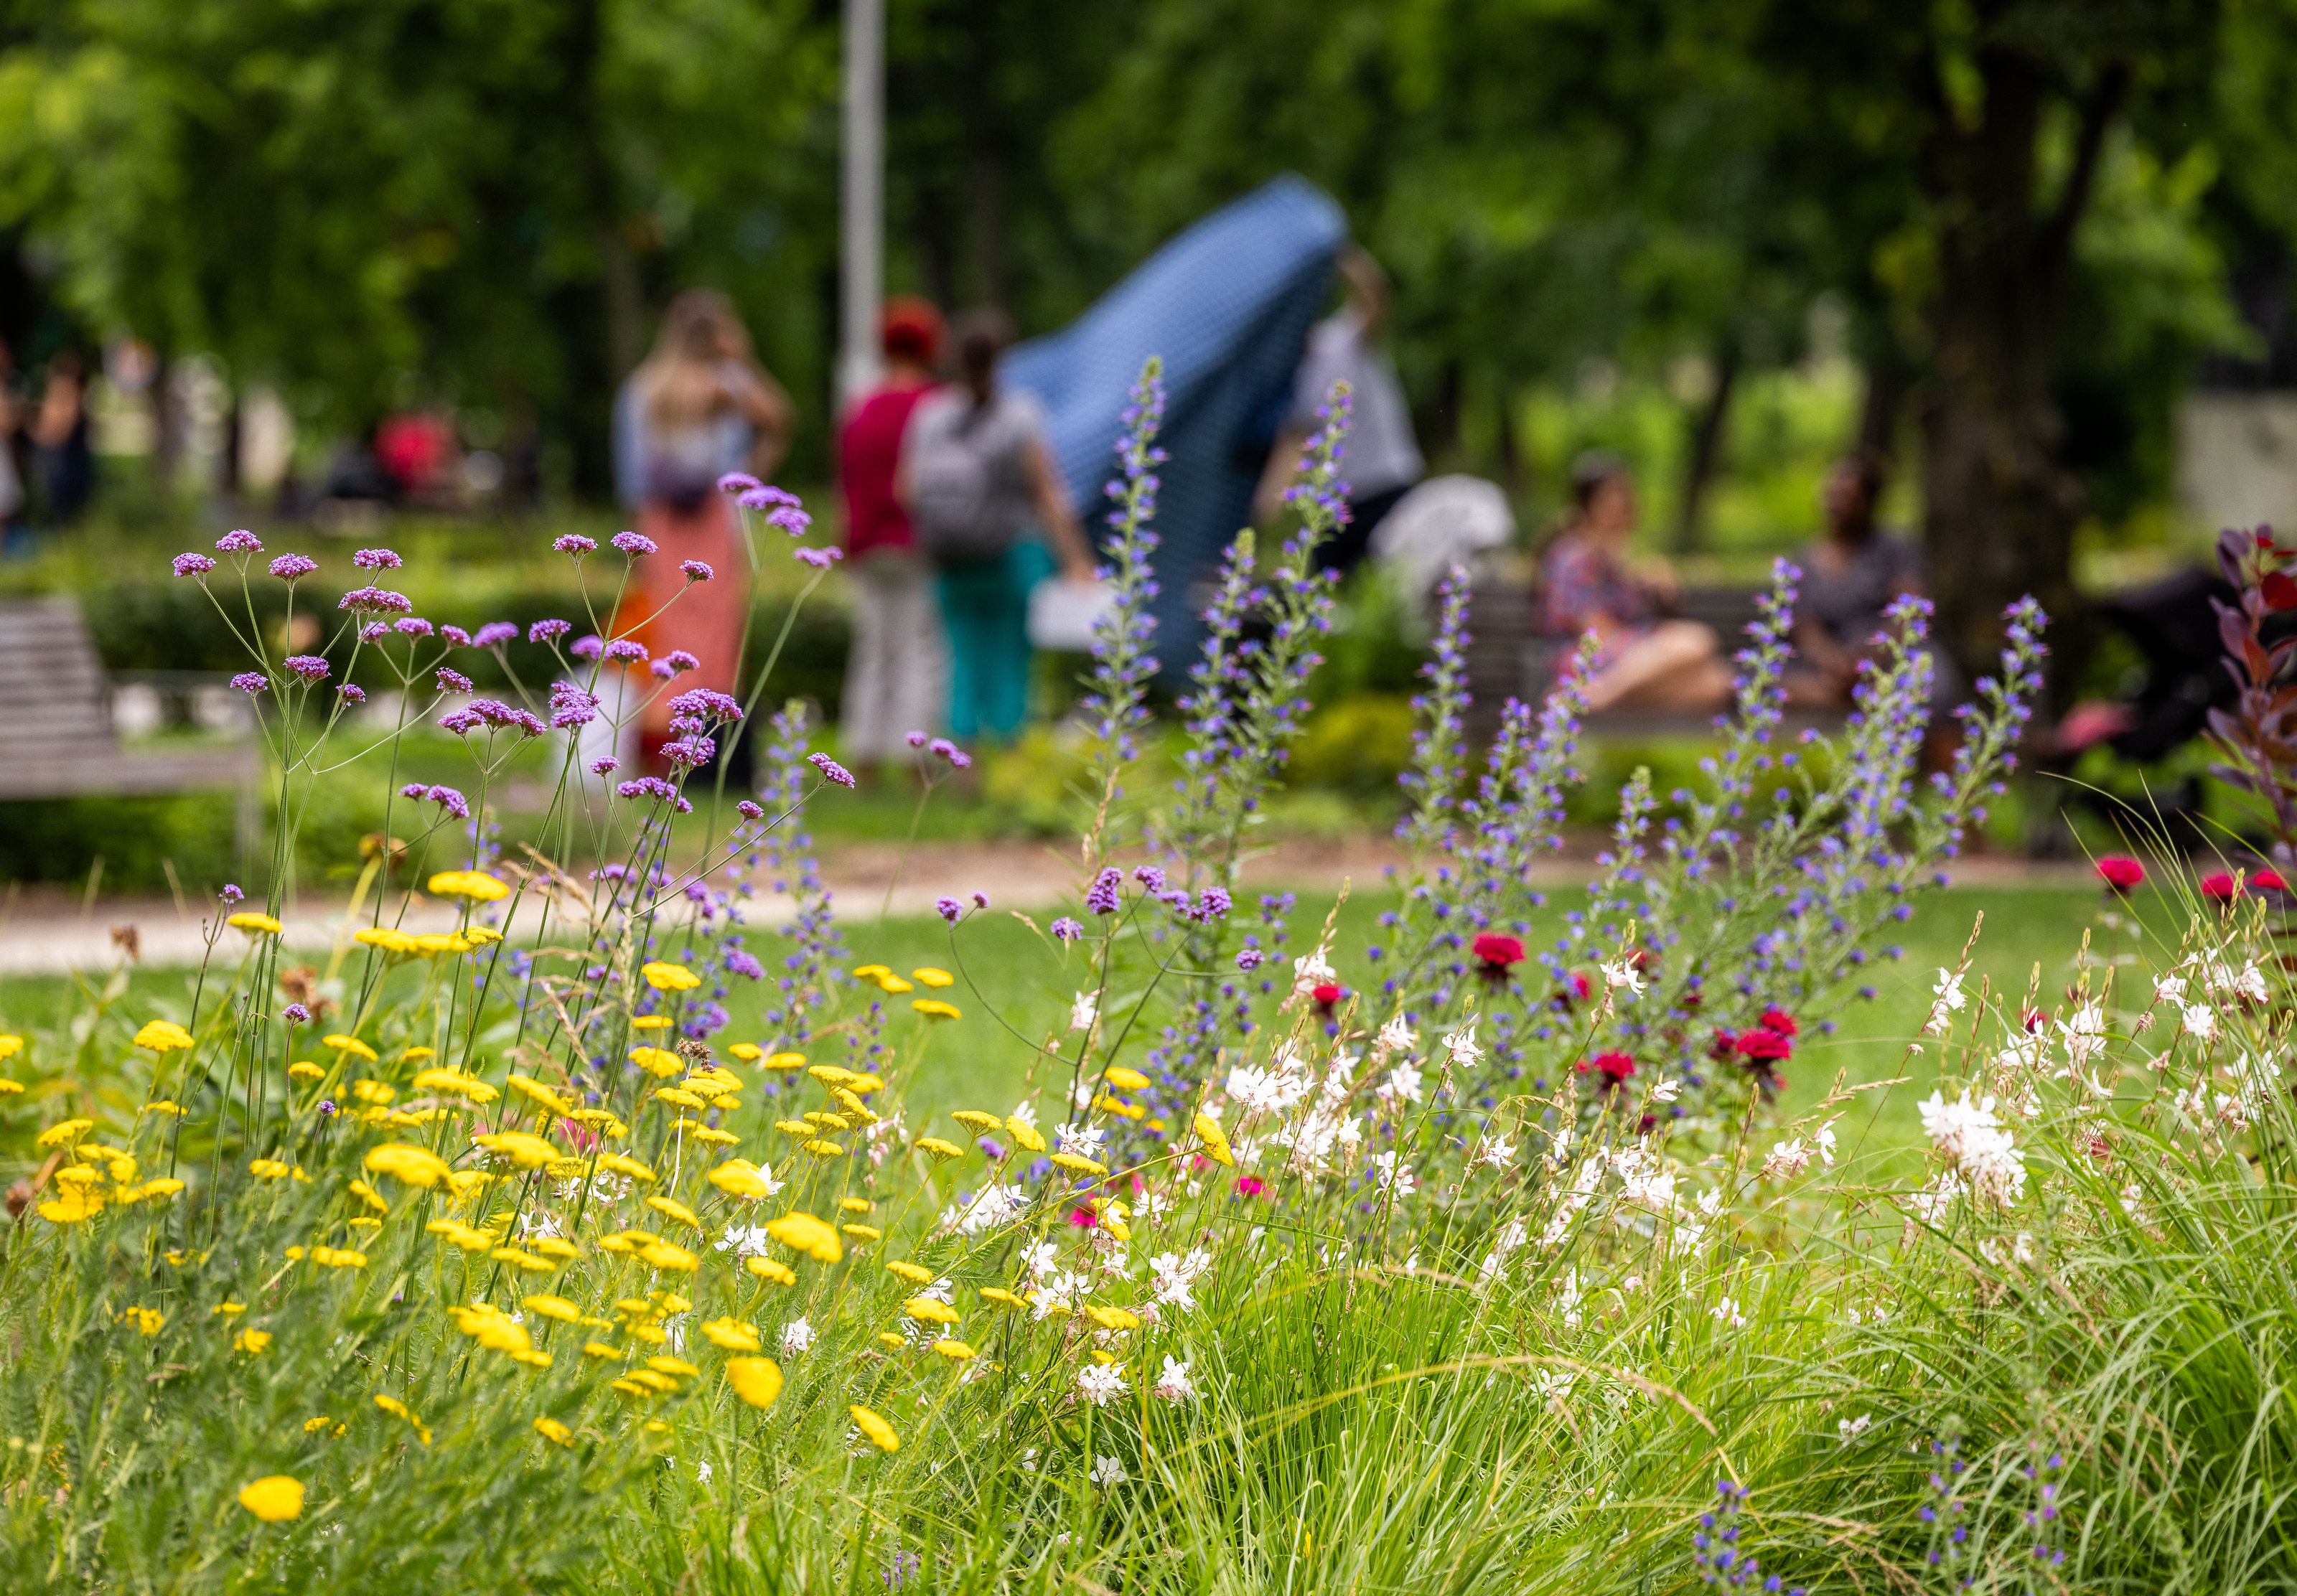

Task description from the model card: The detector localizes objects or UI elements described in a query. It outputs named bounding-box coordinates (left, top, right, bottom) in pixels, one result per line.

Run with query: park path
left=0, top=837, right=2095, bottom=977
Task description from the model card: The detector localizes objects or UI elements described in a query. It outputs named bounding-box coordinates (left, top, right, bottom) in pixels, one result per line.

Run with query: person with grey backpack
left=899, top=309, right=1095, bottom=741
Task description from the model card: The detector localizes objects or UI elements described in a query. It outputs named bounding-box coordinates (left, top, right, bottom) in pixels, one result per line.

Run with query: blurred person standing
left=623, top=290, right=794, bottom=769
left=31, top=349, right=93, bottom=526
left=838, top=299, right=949, bottom=769
left=1538, top=451, right=1730, bottom=713
left=1253, top=245, right=1424, bottom=575
left=900, top=309, right=1095, bottom=743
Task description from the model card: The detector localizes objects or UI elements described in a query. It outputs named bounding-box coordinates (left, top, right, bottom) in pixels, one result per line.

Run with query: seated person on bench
left=1537, top=452, right=1731, bottom=713
left=1785, top=449, right=1960, bottom=718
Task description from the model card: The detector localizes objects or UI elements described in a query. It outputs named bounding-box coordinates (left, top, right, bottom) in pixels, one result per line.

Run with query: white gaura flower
left=1019, top=1239, right=1059, bottom=1279
left=1441, top=1023, right=1482, bottom=1071
left=1009, top=1099, right=1039, bottom=1128
left=716, top=1223, right=774, bottom=1258
left=2234, top=963, right=2270, bottom=1004
left=1077, top=1361, right=1126, bottom=1407
left=1924, top=968, right=1968, bottom=1036
left=1369, top=1151, right=1416, bottom=1198
left=1148, top=1247, right=1212, bottom=1310
left=1759, top=1137, right=1812, bottom=1182
left=1070, top=990, right=1099, bottom=1033
left=780, top=1317, right=815, bottom=1354
left=1152, top=1355, right=1194, bottom=1403
left=1034, top=1268, right=1087, bottom=1320
left=1599, top=957, right=1645, bottom=997
left=1376, top=1063, right=1424, bottom=1106
left=1555, top=1267, right=1585, bottom=1328
left=1711, top=1295, right=1747, bottom=1329
left=1474, top=1133, right=1517, bottom=1171
left=1373, top=1015, right=1417, bottom=1058
left=2181, top=1002, right=2219, bottom=1045
left=1289, top=947, right=1337, bottom=1003
left=1812, top=1117, right=1839, bottom=1166
left=1088, top=1453, right=1126, bottom=1487
left=1055, top=1121, right=1108, bottom=1159
left=2153, top=972, right=2189, bottom=1007
left=1649, top=1074, right=1682, bottom=1104
left=1838, top=1414, right=1871, bottom=1442
left=2057, top=1005, right=2107, bottom=1071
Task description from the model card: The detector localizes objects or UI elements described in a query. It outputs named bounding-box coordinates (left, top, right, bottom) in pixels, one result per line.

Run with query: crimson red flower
left=2200, top=871, right=2237, bottom=901
left=1757, top=1005, right=1797, bottom=1037
left=1708, top=1028, right=1739, bottom=1061
left=1067, top=1205, right=1099, bottom=1229
left=1578, top=1050, right=1635, bottom=1086
left=1734, top=1028, right=1791, bottom=1063
left=2259, top=868, right=2288, bottom=891
left=1472, top=932, right=1526, bottom=980
left=1311, top=982, right=1343, bottom=1012
left=2095, top=855, right=2146, bottom=891
left=2021, top=1007, right=2045, bottom=1033
left=1234, top=1175, right=1266, bottom=1198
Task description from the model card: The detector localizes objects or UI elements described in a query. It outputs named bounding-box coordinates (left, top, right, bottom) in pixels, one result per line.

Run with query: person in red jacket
left=838, top=299, right=948, bottom=769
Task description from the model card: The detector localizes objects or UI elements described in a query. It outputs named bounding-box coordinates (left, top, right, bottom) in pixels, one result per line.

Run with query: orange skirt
left=617, top=494, right=750, bottom=746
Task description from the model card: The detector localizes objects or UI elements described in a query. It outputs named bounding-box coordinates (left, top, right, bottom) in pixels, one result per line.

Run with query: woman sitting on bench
left=1537, top=453, right=1731, bottom=713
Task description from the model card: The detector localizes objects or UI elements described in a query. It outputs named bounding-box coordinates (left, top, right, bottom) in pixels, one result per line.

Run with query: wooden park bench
left=1461, top=574, right=1841, bottom=743
left=0, top=597, right=260, bottom=801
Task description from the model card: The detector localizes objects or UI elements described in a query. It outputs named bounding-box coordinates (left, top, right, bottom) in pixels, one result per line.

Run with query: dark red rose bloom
left=1577, top=1050, right=1635, bottom=1086
left=1757, top=1005, right=1797, bottom=1037
left=1472, top=932, right=1526, bottom=979
left=2201, top=871, right=2236, bottom=900
left=2095, top=855, right=2146, bottom=891
left=1734, top=1028, right=1791, bottom=1062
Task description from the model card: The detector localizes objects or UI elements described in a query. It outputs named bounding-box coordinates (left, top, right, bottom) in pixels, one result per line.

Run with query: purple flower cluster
left=394, top=618, right=434, bottom=638
left=435, top=667, right=473, bottom=695
left=338, top=684, right=367, bottom=705
left=807, top=752, right=855, bottom=788
left=611, top=530, right=656, bottom=558
left=352, top=548, right=402, bottom=570
left=660, top=649, right=700, bottom=675
left=230, top=672, right=268, bottom=695
left=668, top=687, right=741, bottom=723
left=603, top=639, right=647, bottom=664
left=440, top=698, right=546, bottom=738
left=719, top=471, right=762, bottom=496
left=284, top=655, right=331, bottom=682
left=926, top=736, right=971, bottom=770
left=549, top=682, right=600, bottom=729
left=735, top=799, right=765, bottom=821
left=281, top=1003, right=309, bottom=1025
left=441, top=625, right=471, bottom=647
left=340, top=586, right=413, bottom=615
left=215, top=530, right=263, bottom=555
left=794, top=545, right=841, bottom=569
left=472, top=621, right=519, bottom=648
left=663, top=735, right=716, bottom=769
left=400, top=782, right=471, bottom=820
left=529, top=618, right=572, bottom=644
left=935, top=896, right=963, bottom=924
left=1086, top=867, right=1123, bottom=915
left=570, top=635, right=603, bottom=660
left=736, top=484, right=798, bottom=512
left=767, top=504, right=812, bottom=538
left=268, top=553, right=318, bottom=582
left=680, top=560, right=714, bottom=583
left=616, top=775, right=692, bottom=814
left=552, top=534, right=597, bottom=557
left=172, top=552, right=216, bottom=578
left=1051, top=916, right=1082, bottom=942
left=1079, top=360, right=1166, bottom=766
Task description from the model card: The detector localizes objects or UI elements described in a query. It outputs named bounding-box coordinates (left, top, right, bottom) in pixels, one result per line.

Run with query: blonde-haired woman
left=620, top=290, right=792, bottom=772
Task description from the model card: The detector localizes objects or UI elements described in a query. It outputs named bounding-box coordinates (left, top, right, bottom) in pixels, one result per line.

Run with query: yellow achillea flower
left=654, top=1086, right=706, bottom=1109
left=640, top=960, right=701, bottom=992
left=413, top=1066, right=497, bottom=1104
left=629, top=1046, right=682, bottom=1078
left=1004, top=1117, right=1045, bottom=1153
left=505, top=1074, right=574, bottom=1115
left=647, top=1356, right=701, bottom=1380
left=37, top=1117, right=93, bottom=1149
left=322, top=1033, right=379, bottom=1062
left=39, top=1188, right=100, bottom=1224
left=628, top=1014, right=672, bottom=1032
left=842, top=1223, right=881, bottom=1241
left=725, top=1356, right=784, bottom=1409
left=236, top=1475, right=304, bottom=1521
left=234, top=1328, right=273, bottom=1354
left=685, top=1067, right=741, bottom=1097
left=133, top=1177, right=185, bottom=1201
left=725, top=1041, right=764, bottom=1061
left=582, top=1341, right=622, bottom=1360
left=302, top=1415, right=335, bottom=1434
left=851, top=963, right=891, bottom=980
left=1051, top=1153, right=1108, bottom=1177
left=930, top=1339, right=976, bottom=1360
left=764, top=1051, right=807, bottom=1071
left=850, top=1404, right=899, bottom=1452
left=911, top=967, right=954, bottom=987
left=354, top=927, right=418, bottom=955
left=489, top=1247, right=555, bottom=1273
left=745, top=1257, right=797, bottom=1286
left=533, top=1417, right=574, bottom=1447
left=833, top=1087, right=878, bottom=1123
left=838, top=1197, right=874, bottom=1214
left=350, top=1080, right=396, bottom=1106
left=213, top=1301, right=246, bottom=1316
left=593, top=1151, right=657, bottom=1183
left=462, top=926, right=504, bottom=947
left=645, top=1195, right=700, bottom=1229
left=373, top=1394, right=431, bottom=1445
left=1081, top=1304, right=1141, bottom=1332
left=286, top=1061, right=324, bottom=1084
left=227, top=911, right=284, bottom=935
left=902, top=1296, right=958, bottom=1325
left=802, top=1140, right=846, bottom=1160
left=141, top=1099, right=184, bottom=1115
left=609, top=1377, right=653, bottom=1398
left=688, top=1125, right=739, bottom=1147
left=473, top=1130, right=556, bottom=1168
left=365, top=1142, right=451, bottom=1189
left=0, top=1035, right=20, bottom=1060
left=885, top=1260, right=933, bottom=1285
left=1192, top=1110, right=1235, bottom=1167
left=567, top=1107, right=626, bottom=1137
left=911, top=999, right=960, bottom=1020
left=0, top=1079, right=22, bottom=1097
left=449, top=1304, right=532, bottom=1353
left=427, top=869, right=510, bottom=901
left=773, top=1119, right=813, bottom=1137
left=530, top=1237, right=580, bottom=1262
left=805, top=1112, right=850, bottom=1132
left=303, top=1246, right=367, bottom=1269
left=639, top=1240, right=699, bottom=1273
left=134, top=1020, right=195, bottom=1053
left=120, top=1306, right=164, bottom=1336
left=523, top=1295, right=581, bottom=1323
left=950, top=1110, right=1001, bottom=1134
left=701, top=1316, right=760, bottom=1351
left=706, top=1159, right=773, bottom=1198
left=977, top=1287, right=1028, bottom=1310
left=913, top=1136, right=964, bottom=1161
left=347, top=1179, right=389, bottom=1214
left=248, top=1159, right=291, bottom=1180
left=1104, top=1066, right=1151, bottom=1092
left=766, top=1211, right=841, bottom=1264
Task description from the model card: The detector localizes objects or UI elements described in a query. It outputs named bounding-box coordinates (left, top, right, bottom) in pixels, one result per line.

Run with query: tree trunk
left=1673, top=339, right=1740, bottom=554
left=1917, top=40, right=2124, bottom=690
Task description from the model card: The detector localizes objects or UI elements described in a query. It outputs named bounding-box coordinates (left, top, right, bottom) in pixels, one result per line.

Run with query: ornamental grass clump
left=2, top=362, right=2294, bottom=1592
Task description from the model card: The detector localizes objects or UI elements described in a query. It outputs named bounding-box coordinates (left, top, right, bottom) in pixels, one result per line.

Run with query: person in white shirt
left=1254, top=245, right=1425, bottom=574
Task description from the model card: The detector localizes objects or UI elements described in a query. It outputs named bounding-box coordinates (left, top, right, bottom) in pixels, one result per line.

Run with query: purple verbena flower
left=439, top=624, right=472, bottom=647
left=668, top=687, right=741, bottom=722
left=767, top=504, right=812, bottom=538
left=808, top=751, right=856, bottom=788
left=172, top=552, right=216, bottom=578
left=393, top=617, right=434, bottom=638
left=736, top=484, right=797, bottom=511
left=215, top=530, right=263, bottom=555
left=553, top=534, right=597, bottom=557
left=284, top=655, right=330, bottom=682
left=570, top=635, right=604, bottom=660
left=1236, top=948, right=1266, bottom=971
left=794, top=546, right=841, bottom=569
left=268, top=553, right=318, bottom=582
left=340, top=586, right=413, bottom=615
left=352, top=548, right=402, bottom=570
left=603, top=639, right=648, bottom=664
left=436, top=667, right=472, bottom=694
left=680, top=560, right=714, bottom=583
left=736, top=799, right=764, bottom=820
left=611, top=530, right=656, bottom=558
left=971, top=890, right=990, bottom=909
left=589, top=756, right=620, bottom=775
left=663, top=649, right=700, bottom=674
left=906, top=730, right=928, bottom=748
left=281, top=1003, right=309, bottom=1025
left=473, top=621, right=519, bottom=648
left=529, top=618, right=572, bottom=644
left=719, top=471, right=762, bottom=496
left=337, top=683, right=366, bottom=704
left=935, top=896, right=962, bottom=924
left=1086, top=868, right=1123, bottom=916
left=230, top=672, right=268, bottom=695
left=1051, top=916, right=1082, bottom=942
left=220, top=883, right=244, bottom=904
left=663, top=735, right=716, bottom=769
